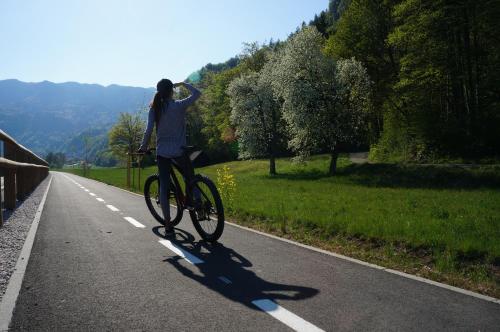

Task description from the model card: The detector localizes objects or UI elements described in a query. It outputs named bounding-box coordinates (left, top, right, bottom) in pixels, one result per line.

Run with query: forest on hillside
left=187, top=0, right=499, bottom=162
left=104, top=0, right=499, bottom=172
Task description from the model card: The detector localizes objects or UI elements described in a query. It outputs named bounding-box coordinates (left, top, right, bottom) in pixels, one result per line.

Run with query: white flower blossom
left=273, top=26, right=371, bottom=168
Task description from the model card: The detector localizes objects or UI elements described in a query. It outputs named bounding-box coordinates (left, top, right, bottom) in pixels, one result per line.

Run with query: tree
left=324, top=0, right=397, bottom=143
left=273, top=26, right=370, bottom=175
left=46, top=151, right=66, bottom=169
left=108, top=112, right=146, bottom=163
left=228, top=67, right=284, bottom=175
left=197, top=67, right=243, bottom=162
left=385, top=0, right=500, bottom=159
left=333, top=57, right=372, bottom=171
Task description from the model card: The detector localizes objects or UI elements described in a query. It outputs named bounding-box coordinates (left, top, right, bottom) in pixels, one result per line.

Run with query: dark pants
left=157, top=153, right=197, bottom=223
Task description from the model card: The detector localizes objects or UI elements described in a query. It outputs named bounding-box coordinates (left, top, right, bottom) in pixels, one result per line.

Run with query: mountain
left=0, top=79, right=155, bottom=158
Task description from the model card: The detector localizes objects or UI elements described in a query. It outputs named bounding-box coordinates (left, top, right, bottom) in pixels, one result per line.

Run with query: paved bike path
left=8, top=172, right=500, bottom=331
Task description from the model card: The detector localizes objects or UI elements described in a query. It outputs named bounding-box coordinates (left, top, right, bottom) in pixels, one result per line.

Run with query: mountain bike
left=138, top=147, right=224, bottom=242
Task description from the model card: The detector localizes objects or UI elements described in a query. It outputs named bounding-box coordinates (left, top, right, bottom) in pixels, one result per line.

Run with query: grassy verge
left=60, top=155, right=500, bottom=298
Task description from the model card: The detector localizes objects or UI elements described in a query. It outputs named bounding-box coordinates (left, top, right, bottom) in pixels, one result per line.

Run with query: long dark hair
left=151, top=79, right=173, bottom=126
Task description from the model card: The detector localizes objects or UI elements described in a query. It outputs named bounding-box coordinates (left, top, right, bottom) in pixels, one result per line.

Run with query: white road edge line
left=158, top=240, right=204, bottom=265
left=84, top=189, right=89, bottom=192
left=89, top=193, right=96, bottom=197
left=123, top=217, right=145, bottom=228
left=106, top=205, right=119, bottom=212
left=252, top=299, right=325, bottom=332
left=0, top=176, right=53, bottom=331
left=59, top=172, right=500, bottom=305
left=96, top=198, right=105, bottom=202
left=227, top=222, right=500, bottom=305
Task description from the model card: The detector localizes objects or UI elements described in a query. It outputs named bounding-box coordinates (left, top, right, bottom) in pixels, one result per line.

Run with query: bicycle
left=138, top=147, right=225, bottom=242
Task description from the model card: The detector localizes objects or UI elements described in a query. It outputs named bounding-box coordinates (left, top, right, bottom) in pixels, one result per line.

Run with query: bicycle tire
left=144, top=174, right=183, bottom=226
left=188, top=174, right=225, bottom=242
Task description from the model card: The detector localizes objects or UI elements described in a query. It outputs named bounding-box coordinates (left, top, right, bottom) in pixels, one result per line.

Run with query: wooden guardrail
left=0, top=129, right=49, bottom=227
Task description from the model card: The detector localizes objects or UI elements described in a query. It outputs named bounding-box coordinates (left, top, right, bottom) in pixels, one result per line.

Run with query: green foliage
left=272, top=27, right=371, bottom=174
left=325, top=0, right=397, bottom=144
left=310, top=0, right=351, bottom=35
left=45, top=151, right=66, bottom=168
left=388, top=0, right=500, bottom=158
left=326, top=0, right=500, bottom=161
left=196, top=67, right=243, bottom=162
left=186, top=57, right=240, bottom=84
left=227, top=49, right=286, bottom=174
left=216, top=165, right=237, bottom=211
left=108, top=112, right=145, bottom=162
left=94, top=149, right=119, bottom=167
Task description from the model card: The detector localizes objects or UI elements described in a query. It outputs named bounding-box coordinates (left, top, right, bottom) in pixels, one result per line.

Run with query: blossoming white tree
left=273, top=26, right=371, bottom=175
left=227, top=61, right=283, bottom=175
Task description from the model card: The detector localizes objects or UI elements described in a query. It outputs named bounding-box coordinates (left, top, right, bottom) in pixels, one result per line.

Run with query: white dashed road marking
left=60, top=173, right=330, bottom=331
left=158, top=240, right=204, bottom=265
left=252, top=299, right=325, bottom=332
left=106, top=205, right=119, bottom=212
left=124, top=217, right=145, bottom=228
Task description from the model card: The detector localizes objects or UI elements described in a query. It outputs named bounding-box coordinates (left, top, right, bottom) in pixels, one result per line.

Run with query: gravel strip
left=0, top=175, right=51, bottom=301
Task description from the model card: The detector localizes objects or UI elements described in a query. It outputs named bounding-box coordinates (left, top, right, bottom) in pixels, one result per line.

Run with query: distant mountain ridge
left=0, top=79, right=155, bottom=158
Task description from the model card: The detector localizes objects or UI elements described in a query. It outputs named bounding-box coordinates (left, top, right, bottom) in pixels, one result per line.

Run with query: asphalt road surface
left=7, top=172, right=500, bottom=331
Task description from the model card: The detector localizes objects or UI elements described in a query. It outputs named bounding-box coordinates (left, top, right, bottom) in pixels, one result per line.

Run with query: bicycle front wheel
left=189, top=175, right=225, bottom=242
left=144, top=174, right=183, bottom=226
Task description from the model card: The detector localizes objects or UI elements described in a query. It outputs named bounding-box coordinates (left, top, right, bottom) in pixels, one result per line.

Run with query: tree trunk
left=329, top=149, right=339, bottom=176
left=269, top=155, right=276, bottom=175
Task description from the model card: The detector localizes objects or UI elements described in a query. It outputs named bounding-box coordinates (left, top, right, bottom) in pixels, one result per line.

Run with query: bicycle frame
left=169, top=162, right=210, bottom=211
left=139, top=148, right=213, bottom=212
left=169, top=163, right=188, bottom=208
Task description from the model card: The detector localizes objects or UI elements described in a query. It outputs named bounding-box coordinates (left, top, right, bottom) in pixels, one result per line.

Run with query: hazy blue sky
left=0, top=0, right=328, bottom=88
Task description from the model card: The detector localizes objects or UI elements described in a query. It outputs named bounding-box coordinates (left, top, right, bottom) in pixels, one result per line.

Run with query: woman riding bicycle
left=139, top=78, right=201, bottom=236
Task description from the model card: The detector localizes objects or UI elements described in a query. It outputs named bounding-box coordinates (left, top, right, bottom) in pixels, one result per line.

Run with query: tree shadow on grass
left=152, top=226, right=319, bottom=311
left=263, top=163, right=500, bottom=190
left=339, top=163, right=500, bottom=189
left=262, top=168, right=332, bottom=181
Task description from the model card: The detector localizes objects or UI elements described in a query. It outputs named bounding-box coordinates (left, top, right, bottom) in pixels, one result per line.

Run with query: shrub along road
left=6, top=172, right=499, bottom=330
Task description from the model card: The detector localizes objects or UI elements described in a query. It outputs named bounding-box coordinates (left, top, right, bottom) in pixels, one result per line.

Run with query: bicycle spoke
left=193, top=181, right=219, bottom=234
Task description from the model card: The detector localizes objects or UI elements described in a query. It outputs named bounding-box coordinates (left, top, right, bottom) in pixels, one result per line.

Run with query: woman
left=139, top=78, right=201, bottom=236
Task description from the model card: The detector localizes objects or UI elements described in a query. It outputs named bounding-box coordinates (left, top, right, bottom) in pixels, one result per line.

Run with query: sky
left=0, top=0, right=328, bottom=88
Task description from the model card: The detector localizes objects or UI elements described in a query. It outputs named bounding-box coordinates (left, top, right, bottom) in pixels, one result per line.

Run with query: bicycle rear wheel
left=144, top=174, right=183, bottom=226
left=189, top=174, right=224, bottom=242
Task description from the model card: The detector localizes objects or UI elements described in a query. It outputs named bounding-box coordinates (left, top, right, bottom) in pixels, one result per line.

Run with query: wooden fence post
left=16, top=167, right=25, bottom=200
left=5, top=169, right=16, bottom=210
left=0, top=174, right=3, bottom=227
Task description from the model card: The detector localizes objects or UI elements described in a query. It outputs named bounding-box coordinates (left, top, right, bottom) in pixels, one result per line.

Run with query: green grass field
left=61, top=155, right=500, bottom=296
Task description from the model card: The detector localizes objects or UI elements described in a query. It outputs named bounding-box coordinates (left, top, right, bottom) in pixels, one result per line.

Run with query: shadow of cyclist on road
left=152, top=226, right=319, bottom=311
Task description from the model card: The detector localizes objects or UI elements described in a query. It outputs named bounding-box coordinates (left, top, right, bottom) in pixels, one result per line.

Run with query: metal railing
left=0, top=129, right=49, bottom=227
